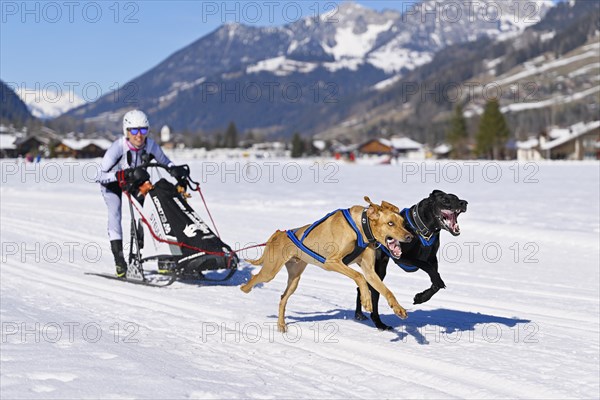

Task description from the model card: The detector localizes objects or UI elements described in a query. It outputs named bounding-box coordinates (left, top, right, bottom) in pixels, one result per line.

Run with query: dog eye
left=388, top=221, right=394, bottom=226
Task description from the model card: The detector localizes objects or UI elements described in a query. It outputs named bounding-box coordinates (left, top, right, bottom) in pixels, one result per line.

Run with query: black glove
left=131, top=167, right=150, bottom=185
left=169, top=165, right=189, bottom=180
left=169, top=165, right=190, bottom=188
left=116, top=167, right=150, bottom=191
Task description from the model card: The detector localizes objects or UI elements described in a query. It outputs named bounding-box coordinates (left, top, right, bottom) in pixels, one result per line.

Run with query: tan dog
left=241, top=197, right=413, bottom=332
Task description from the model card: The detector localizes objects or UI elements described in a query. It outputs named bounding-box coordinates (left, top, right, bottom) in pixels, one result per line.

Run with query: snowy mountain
left=317, top=0, right=600, bottom=142
left=63, top=0, right=553, bottom=137
left=16, top=88, right=85, bottom=119
left=0, top=80, right=34, bottom=123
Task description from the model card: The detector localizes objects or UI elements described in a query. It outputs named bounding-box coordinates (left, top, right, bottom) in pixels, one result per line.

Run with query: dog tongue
left=388, top=240, right=402, bottom=257
left=449, top=215, right=457, bottom=230
left=444, top=211, right=459, bottom=232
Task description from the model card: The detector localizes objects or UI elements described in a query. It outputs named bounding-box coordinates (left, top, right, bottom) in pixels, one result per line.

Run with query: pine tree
left=291, top=132, right=305, bottom=158
left=476, top=99, right=510, bottom=159
left=213, top=132, right=223, bottom=148
left=224, top=121, right=238, bottom=148
left=447, top=104, right=469, bottom=159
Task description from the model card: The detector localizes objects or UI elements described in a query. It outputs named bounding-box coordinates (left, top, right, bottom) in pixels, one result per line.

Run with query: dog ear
left=430, top=190, right=444, bottom=198
left=381, top=200, right=399, bottom=214
left=364, top=196, right=381, bottom=219
left=367, top=204, right=380, bottom=220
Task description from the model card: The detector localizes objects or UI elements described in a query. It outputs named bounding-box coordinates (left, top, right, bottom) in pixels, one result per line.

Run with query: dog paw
left=413, top=286, right=440, bottom=304
left=393, top=305, right=408, bottom=319
left=355, top=311, right=368, bottom=321
left=375, top=322, right=393, bottom=331
left=361, top=297, right=373, bottom=312
left=413, top=293, right=424, bottom=304
left=277, top=323, right=287, bottom=333
left=240, top=284, right=251, bottom=293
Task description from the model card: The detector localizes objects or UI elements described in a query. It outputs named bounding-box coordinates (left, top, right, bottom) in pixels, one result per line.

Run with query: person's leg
left=101, top=183, right=126, bottom=276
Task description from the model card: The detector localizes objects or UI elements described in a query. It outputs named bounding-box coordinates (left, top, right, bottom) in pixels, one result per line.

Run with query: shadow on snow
left=283, top=308, right=531, bottom=344
left=176, top=263, right=255, bottom=287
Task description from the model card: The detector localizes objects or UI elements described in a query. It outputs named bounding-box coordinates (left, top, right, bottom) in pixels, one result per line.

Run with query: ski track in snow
left=1, top=159, right=598, bottom=399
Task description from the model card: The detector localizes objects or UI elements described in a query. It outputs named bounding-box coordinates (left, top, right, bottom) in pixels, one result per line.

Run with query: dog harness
left=378, top=206, right=439, bottom=273
left=403, top=206, right=438, bottom=247
left=286, top=209, right=376, bottom=265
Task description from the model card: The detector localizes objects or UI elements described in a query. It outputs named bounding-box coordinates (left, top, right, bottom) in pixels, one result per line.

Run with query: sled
left=96, top=159, right=238, bottom=285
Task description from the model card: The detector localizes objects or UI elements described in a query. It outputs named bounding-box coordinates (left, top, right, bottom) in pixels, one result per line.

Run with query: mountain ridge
left=62, top=0, right=555, bottom=137
left=315, top=0, right=599, bottom=143
left=0, top=81, right=34, bottom=124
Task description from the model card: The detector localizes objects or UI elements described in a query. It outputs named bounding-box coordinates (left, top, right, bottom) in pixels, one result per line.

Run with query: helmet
left=122, top=110, right=149, bottom=136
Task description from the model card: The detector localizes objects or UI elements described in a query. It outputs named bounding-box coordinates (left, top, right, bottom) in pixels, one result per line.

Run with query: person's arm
left=147, top=138, right=174, bottom=168
left=97, top=140, right=124, bottom=184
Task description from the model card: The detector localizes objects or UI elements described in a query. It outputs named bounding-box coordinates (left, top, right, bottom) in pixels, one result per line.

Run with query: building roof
left=541, top=121, right=600, bottom=150
left=0, top=134, right=18, bottom=150
left=386, top=137, right=423, bottom=150
left=516, top=138, right=539, bottom=150
left=15, top=135, right=52, bottom=146
left=61, top=138, right=112, bottom=151
left=433, top=143, right=452, bottom=154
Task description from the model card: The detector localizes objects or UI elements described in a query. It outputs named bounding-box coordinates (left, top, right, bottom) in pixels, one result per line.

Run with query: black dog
left=355, top=190, right=468, bottom=330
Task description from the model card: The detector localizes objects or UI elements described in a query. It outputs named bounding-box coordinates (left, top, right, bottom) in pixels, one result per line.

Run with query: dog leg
left=362, top=268, right=407, bottom=319
left=358, top=249, right=407, bottom=319
left=354, top=285, right=390, bottom=329
left=277, top=258, right=308, bottom=332
left=369, top=287, right=392, bottom=330
left=354, top=287, right=368, bottom=321
left=323, top=259, right=372, bottom=312
left=370, top=252, right=392, bottom=330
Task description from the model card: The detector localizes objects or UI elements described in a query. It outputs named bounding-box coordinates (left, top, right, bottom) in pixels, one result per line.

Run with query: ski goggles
left=127, top=127, right=149, bottom=135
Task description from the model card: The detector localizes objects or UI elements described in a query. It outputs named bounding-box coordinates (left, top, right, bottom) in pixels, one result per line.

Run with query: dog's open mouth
left=441, top=209, right=461, bottom=235
left=386, top=237, right=402, bottom=258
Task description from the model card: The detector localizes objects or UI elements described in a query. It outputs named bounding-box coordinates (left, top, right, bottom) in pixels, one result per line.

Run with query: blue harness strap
left=300, top=209, right=339, bottom=242
left=286, top=208, right=368, bottom=264
left=402, top=208, right=438, bottom=247
left=341, top=209, right=368, bottom=248
left=287, top=229, right=326, bottom=263
left=378, top=244, right=419, bottom=272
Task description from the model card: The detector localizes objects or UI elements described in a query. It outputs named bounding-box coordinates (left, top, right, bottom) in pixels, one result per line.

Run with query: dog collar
left=361, top=208, right=377, bottom=244
left=409, top=203, right=436, bottom=241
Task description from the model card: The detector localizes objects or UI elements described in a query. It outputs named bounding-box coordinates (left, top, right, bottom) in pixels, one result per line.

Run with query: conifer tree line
left=189, top=122, right=314, bottom=158
left=447, top=99, right=511, bottom=160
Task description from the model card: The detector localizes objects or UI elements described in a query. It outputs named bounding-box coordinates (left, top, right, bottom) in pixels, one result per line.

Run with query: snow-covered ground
left=1, top=159, right=598, bottom=399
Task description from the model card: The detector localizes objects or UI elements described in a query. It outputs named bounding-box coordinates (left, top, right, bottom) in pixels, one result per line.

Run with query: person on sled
left=97, top=109, right=185, bottom=277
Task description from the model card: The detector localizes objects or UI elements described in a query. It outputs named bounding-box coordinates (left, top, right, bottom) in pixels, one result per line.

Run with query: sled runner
left=93, top=158, right=238, bottom=286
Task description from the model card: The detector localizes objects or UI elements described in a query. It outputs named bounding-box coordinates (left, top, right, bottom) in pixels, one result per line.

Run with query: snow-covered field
left=1, top=159, right=599, bottom=399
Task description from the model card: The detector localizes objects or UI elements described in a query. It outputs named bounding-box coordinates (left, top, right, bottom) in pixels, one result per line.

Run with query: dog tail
left=246, top=254, right=265, bottom=266
left=245, top=230, right=287, bottom=266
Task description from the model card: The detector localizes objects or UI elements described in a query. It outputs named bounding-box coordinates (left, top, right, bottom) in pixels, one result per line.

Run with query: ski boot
left=158, top=260, right=177, bottom=275
left=111, top=240, right=128, bottom=278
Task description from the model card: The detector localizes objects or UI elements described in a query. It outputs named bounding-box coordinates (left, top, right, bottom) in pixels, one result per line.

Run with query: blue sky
left=1, top=1, right=559, bottom=101
left=1, top=1, right=416, bottom=100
